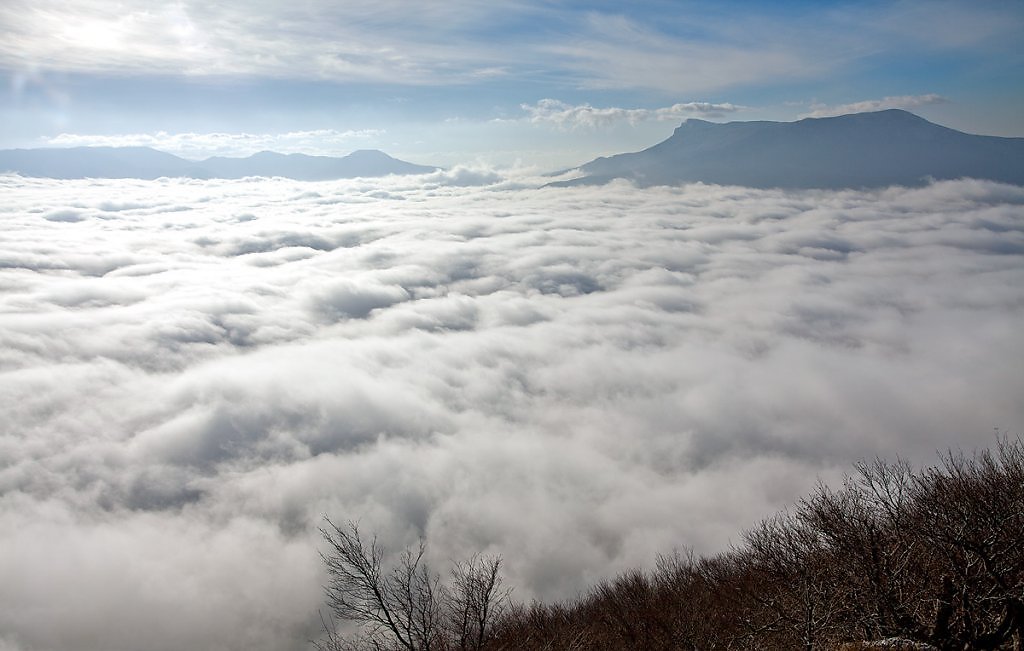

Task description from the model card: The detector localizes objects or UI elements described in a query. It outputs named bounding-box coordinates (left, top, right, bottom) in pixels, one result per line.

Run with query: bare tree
left=317, top=438, right=1024, bottom=650
left=743, top=511, right=845, bottom=650
left=909, top=437, right=1024, bottom=649
left=797, top=436, right=1024, bottom=650
left=317, top=518, right=508, bottom=651
left=446, top=554, right=510, bottom=651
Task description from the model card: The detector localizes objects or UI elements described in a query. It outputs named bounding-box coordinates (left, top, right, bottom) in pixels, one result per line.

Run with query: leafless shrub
left=741, top=511, right=845, bottom=649
left=317, top=518, right=508, bottom=651
left=318, top=437, right=1024, bottom=650
left=447, top=554, right=511, bottom=651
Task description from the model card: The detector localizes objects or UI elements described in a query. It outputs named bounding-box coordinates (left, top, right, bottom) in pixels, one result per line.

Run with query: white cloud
left=521, top=99, right=744, bottom=129
left=0, top=0, right=535, bottom=84
left=540, top=12, right=821, bottom=95
left=802, top=94, right=949, bottom=118
left=45, top=129, right=386, bottom=159
left=2, top=2, right=1017, bottom=94
left=535, top=4, right=1016, bottom=96
left=0, top=173, right=1022, bottom=649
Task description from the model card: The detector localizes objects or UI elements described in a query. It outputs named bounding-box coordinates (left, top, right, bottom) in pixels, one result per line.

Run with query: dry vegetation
left=317, top=437, right=1024, bottom=650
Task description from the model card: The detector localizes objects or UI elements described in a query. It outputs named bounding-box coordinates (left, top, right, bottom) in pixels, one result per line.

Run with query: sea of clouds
left=1, top=172, right=1022, bottom=651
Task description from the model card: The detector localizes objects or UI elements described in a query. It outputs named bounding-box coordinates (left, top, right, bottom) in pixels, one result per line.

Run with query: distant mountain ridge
left=0, top=147, right=438, bottom=180
left=554, top=110, right=1024, bottom=189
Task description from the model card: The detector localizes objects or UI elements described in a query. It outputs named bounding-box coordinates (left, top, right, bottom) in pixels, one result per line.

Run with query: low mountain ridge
left=555, top=110, right=1024, bottom=189
left=0, top=147, right=438, bottom=180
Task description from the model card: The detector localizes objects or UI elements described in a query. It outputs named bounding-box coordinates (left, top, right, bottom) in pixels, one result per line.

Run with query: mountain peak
left=797, top=108, right=933, bottom=126
left=559, top=110, right=1024, bottom=189
left=250, top=150, right=287, bottom=159
left=0, top=147, right=439, bottom=180
left=346, top=149, right=393, bottom=159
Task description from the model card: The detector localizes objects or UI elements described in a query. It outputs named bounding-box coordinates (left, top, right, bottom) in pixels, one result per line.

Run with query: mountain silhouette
left=554, top=110, right=1024, bottom=189
left=199, top=149, right=437, bottom=180
left=0, top=147, right=438, bottom=180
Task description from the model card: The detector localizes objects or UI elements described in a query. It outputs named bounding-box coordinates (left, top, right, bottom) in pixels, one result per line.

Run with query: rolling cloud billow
left=0, top=171, right=1023, bottom=651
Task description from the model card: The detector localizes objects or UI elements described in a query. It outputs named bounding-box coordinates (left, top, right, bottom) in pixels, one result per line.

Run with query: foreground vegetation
left=316, top=437, right=1024, bottom=650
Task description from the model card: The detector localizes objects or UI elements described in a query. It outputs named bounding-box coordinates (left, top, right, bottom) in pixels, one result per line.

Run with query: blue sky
left=1, top=0, right=1022, bottom=168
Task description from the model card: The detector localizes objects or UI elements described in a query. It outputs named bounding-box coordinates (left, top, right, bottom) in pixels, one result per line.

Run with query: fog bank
left=1, top=173, right=1022, bottom=650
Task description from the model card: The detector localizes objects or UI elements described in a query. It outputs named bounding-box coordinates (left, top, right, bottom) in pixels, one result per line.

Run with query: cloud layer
left=804, top=94, right=949, bottom=118
left=45, top=129, right=386, bottom=160
left=1, top=173, right=1022, bottom=650
left=521, top=99, right=743, bottom=129
left=3, top=2, right=1019, bottom=94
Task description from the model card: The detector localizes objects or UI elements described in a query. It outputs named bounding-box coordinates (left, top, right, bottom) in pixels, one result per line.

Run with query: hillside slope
left=0, top=147, right=438, bottom=180
left=556, top=110, right=1024, bottom=189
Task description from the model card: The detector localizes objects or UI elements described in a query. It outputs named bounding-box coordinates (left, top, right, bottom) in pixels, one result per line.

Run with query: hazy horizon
left=2, top=1, right=1023, bottom=168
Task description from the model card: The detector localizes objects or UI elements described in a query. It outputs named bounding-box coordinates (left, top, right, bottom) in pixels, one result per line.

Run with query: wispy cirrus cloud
left=0, top=0, right=533, bottom=83
left=2, top=2, right=1018, bottom=96
left=540, top=12, right=820, bottom=95
left=521, top=99, right=745, bottom=129
left=802, top=94, right=949, bottom=118
left=44, top=129, right=385, bottom=159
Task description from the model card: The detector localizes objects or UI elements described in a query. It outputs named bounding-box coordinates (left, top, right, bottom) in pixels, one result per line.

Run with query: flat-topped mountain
left=0, top=147, right=438, bottom=180
left=555, top=110, right=1024, bottom=189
